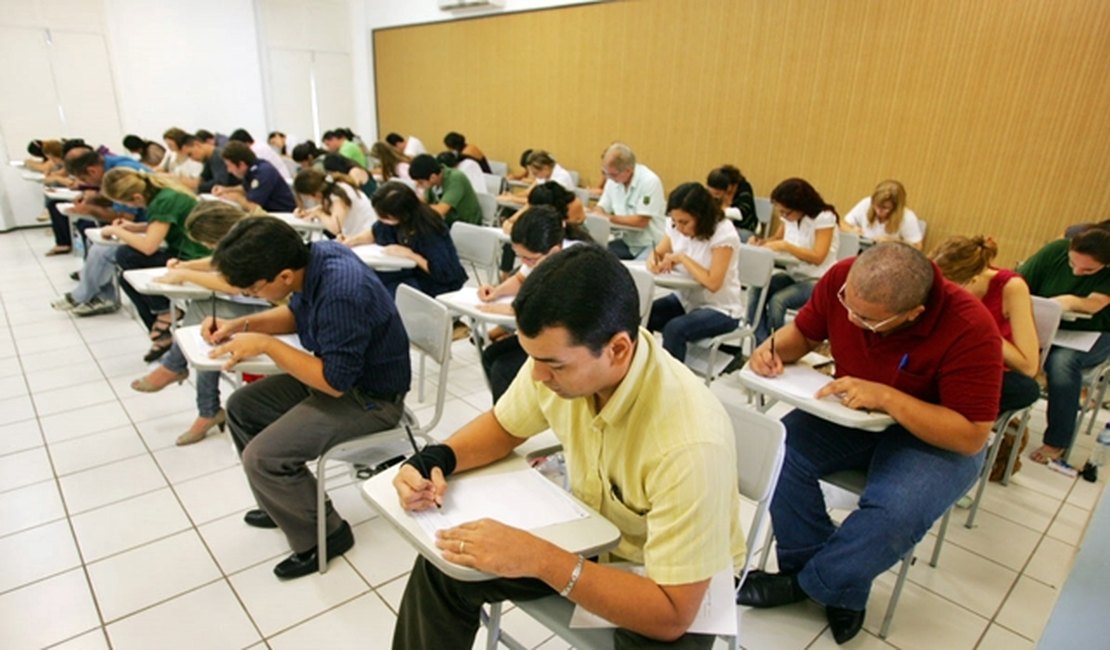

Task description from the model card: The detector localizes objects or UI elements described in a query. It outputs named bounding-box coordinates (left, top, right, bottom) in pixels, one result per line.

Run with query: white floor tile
left=0, top=373, right=28, bottom=398
left=328, top=480, right=380, bottom=528
left=344, top=517, right=420, bottom=587
left=737, top=601, right=827, bottom=649
left=994, top=575, right=1058, bottom=641
left=0, top=394, right=35, bottom=427
left=0, top=418, right=44, bottom=456
left=18, top=344, right=95, bottom=372
left=33, top=379, right=119, bottom=417
left=119, top=387, right=195, bottom=423
left=977, top=623, right=1035, bottom=649
left=50, top=628, right=111, bottom=650
left=978, top=481, right=1064, bottom=532
left=229, top=556, right=369, bottom=636
left=1047, top=502, right=1090, bottom=545
left=268, top=591, right=397, bottom=649
left=0, top=479, right=67, bottom=537
left=25, top=361, right=106, bottom=394
left=70, top=488, right=191, bottom=562
left=58, top=454, right=168, bottom=514
left=0, top=356, right=22, bottom=379
left=198, top=510, right=290, bottom=575
left=0, top=519, right=81, bottom=594
left=1023, top=536, right=1078, bottom=589
left=106, top=580, right=261, bottom=650
left=134, top=409, right=203, bottom=450
left=0, top=445, right=53, bottom=493
left=908, top=533, right=1019, bottom=617
left=374, top=575, right=409, bottom=614
left=39, top=401, right=133, bottom=444
left=808, top=628, right=896, bottom=649
left=864, top=572, right=989, bottom=649
left=930, top=509, right=1041, bottom=571
left=95, top=352, right=151, bottom=380
left=15, top=330, right=85, bottom=356
left=1064, top=476, right=1106, bottom=511
left=173, top=465, right=256, bottom=525
left=87, top=529, right=222, bottom=622
left=85, top=334, right=153, bottom=361
left=50, top=425, right=148, bottom=476
left=153, top=434, right=238, bottom=484
left=0, top=568, right=100, bottom=649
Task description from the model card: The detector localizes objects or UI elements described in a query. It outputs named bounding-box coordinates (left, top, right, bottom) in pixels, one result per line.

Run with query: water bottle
left=1093, top=424, right=1110, bottom=467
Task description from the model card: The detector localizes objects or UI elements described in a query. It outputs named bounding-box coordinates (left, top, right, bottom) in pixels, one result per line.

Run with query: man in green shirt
left=1018, top=227, right=1110, bottom=464
left=409, top=154, right=482, bottom=226
left=322, top=128, right=367, bottom=168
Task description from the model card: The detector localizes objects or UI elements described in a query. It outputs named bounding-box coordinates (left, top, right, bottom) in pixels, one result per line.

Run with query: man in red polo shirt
left=737, top=242, right=1002, bottom=644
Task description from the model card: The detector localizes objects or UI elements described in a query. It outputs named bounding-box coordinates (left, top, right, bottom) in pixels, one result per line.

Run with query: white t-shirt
left=784, top=210, right=839, bottom=279
left=337, top=183, right=376, bottom=236
left=843, top=197, right=922, bottom=243
left=403, top=136, right=426, bottom=158
left=537, top=164, right=575, bottom=191
left=457, top=158, right=487, bottom=194
left=667, top=218, right=743, bottom=317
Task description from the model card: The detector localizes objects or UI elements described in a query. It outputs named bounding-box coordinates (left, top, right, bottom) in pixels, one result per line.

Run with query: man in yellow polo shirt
left=391, top=245, right=744, bottom=649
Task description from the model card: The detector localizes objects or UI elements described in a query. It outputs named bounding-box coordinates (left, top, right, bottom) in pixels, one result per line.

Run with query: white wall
left=354, top=0, right=602, bottom=143
left=103, top=0, right=268, bottom=141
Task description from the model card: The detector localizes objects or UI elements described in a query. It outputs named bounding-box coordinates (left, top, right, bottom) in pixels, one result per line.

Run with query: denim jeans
left=647, top=294, right=738, bottom=362
left=607, top=238, right=652, bottom=261
left=749, top=273, right=816, bottom=344
left=70, top=243, right=120, bottom=304
left=771, top=410, right=984, bottom=610
left=1042, top=333, right=1110, bottom=449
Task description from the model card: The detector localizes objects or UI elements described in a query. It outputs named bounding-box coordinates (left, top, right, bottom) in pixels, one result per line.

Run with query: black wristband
left=403, top=444, right=457, bottom=479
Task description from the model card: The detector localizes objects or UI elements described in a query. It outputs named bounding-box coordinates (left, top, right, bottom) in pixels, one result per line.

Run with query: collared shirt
left=426, top=167, right=481, bottom=226
left=146, top=189, right=208, bottom=260
left=1019, top=238, right=1110, bottom=333
left=199, top=148, right=239, bottom=194
left=244, top=159, right=296, bottom=213
left=290, top=241, right=411, bottom=399
left=794, top=259, right=1003, bottom=424
left=494, top=329, right=745, bottom=585
left=598, top=164, right=665, bottom=252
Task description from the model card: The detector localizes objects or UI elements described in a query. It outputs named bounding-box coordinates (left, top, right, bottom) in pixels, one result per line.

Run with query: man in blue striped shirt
left=206, top=217, right=411, bottom=579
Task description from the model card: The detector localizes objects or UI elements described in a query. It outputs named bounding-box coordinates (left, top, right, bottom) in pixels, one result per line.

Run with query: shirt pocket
left=892, top=368, right=935, bottom=400
left=600, top=486, right=648, bottom=540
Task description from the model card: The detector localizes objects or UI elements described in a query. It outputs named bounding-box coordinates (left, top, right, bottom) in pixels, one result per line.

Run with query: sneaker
left=71, top=297, right=119, bottom=317
left=50, top=293, right=77, bottom=312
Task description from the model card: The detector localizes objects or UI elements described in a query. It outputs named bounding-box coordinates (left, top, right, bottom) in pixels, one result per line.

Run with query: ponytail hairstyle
left=525, top=182, right=591, bottom=242
left=293, top=168, right=358, bottom=211
left=100, top=167, right=194, bottom=205
left=667, top=182, right=724, bottom=240
left=184, top=201, right=249, bottom=248
left=866, top=180, right=908, bottom=235
left=371, top=181, right=447, bottom=241
left=770, top=178, right=838, bottom=221
left=291, top=141, right=321, bottom=164
left=930, top=235, right=998, bottom=285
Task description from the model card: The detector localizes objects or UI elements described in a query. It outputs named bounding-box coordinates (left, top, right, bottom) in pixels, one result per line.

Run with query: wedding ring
left=459, top=541, right=466, bottom=554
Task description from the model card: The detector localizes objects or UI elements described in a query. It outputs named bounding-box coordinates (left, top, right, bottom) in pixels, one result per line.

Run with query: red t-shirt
left=794, top=259, right=1003, bottom=424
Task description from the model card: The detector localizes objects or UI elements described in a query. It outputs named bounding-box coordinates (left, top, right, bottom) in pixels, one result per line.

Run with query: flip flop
left=1029, top=445, right=1063, bottom=465
left=45, top=246, right=71, bottom=256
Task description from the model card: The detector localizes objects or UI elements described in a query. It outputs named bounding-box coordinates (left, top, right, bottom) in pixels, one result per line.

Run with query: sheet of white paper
left=1054, top=329, right=1099, bottom=352
left=440, top=287, right=514, bottom=308
left=190, top=328, right=305, bottom=356
left=569, top=566, right=737, bottom=636
left=410, top=469, right=588, bottom=541
left=765, top=364, right=834, bottom=399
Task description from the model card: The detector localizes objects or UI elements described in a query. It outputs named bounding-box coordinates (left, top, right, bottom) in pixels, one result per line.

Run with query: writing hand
left=436, top=519, right=550, bottom=577
left=749, top=339, right=784, bottom=377
left=383, top=244, right=413, bottom=259
left=393, top=464, right=447, bottom=511
left=155, top=269, right=187, bottom=285
left=201, top=317, right=237, bottom=344
left=210, top=332, right=271, bottom=371
left=816, top=376, right=890, bottom=411
left=477, top=285, right=497, bottom=302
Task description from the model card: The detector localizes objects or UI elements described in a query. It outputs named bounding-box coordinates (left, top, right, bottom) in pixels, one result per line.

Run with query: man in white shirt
left=387, top=132, right=426, bottom=158
left=595, top=143, right=665, bottom=260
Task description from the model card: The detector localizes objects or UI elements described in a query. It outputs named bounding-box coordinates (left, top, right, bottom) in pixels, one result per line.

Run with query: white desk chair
left=1066, top=357, right=1110, bottom=463
left=574, top=187, right=592, bottom=208
left=837, top=230, right=860, bottom=260
left=482, top=402, right=786, bottom=650
left=488, top=160, right=509, bottom=177
left=314, top=285, right=452, bottom=573
left=476, top=193, right=499, bottom=227
left=482, top=173, right=504, bottom=196
left=584, top=214, right=611, bottom=246
left=754, top=197, right=773, bottom=239
left=627, top=265, right=654, bottom=327
left=568, top=170, right=580, bottom=188
left=451, top=221, right=501, bottom=285
left=684, top=245, right=776, bottom=385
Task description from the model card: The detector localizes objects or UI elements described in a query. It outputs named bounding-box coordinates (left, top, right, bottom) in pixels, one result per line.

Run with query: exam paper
left=439, top=287, right=514, bottom=308
left=1053, top=329, right=1100, bottom=352
left=410, top=469, right=588, bottom=541
left=765, top=364, right=834, bottom=399
left=569, top=566, right=737, bottom=636
left=190, top=328, right=305, bottom=356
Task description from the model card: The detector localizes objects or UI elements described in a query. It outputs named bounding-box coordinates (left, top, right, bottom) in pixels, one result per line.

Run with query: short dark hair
left=443, top=131, right=466, bottom=151
left=179, top=134, right=198, bottom=148
left=408, top=154, right=441, bottom=181
left=163, top=127, right=189, bottom=147
left=195, top=129, right=215, bottom=143
left=514, top=245, right=639, bottom=354
left=435, top=151, right=460, bottom=168
left=322, top=153, right=356, bottom=174
left=667, top=182, right=723, bottom=240
left=229, top=128, right=254, bottom=144
left=211, top=217, right=309, bottom=287
left=291, top=141, right=319, bottom=163
left=511, top=206, right=565, bottom=253
left=385, top=133, right=404, bottom=146
left=706, top=164, right=744, bottom=191
left=221, top=140, right=257, bottom=166
left=1071, top=228, right=1110, bottom=266
left=518, top=148, right=534, bottom=167
left=66, top=150, right=103, bottom=177
left=122, top=135, right=145, bottom=153
left=321, top=130, right=338, bottom=142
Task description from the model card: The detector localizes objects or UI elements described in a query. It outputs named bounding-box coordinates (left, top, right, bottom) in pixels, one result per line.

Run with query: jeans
left=393, top=556, right=715, bottom=650
left=116, top=246, right=172, bottom=331
left=70, top=244, right=120, bottom=304
left=771, top=410, right=984, bottom=610
left=749, top=273, right=817, bottom=344
left=647, top=294, right=738, bottom=362
left=608, top=238, right=652, bottom=261
left=1042, top=333, right=1110, bottom=449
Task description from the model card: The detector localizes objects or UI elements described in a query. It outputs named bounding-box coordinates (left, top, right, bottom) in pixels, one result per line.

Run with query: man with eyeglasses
left=1018, top=227, right=1110, bottom=465
left=736, top=243, right=1002, bottom=644
left=593, top=142, right=665, bottom=260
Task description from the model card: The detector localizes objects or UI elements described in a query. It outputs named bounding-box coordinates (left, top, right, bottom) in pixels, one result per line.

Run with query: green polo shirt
left=426, top=167, right=481, bottom=226
left=1018, top=238, right=1110, bottom=332
left=148, top=189, right=209, bottom=260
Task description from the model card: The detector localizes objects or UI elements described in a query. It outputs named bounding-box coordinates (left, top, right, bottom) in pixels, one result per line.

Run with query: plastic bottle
left=1093, top=424, right=1110, bottom=467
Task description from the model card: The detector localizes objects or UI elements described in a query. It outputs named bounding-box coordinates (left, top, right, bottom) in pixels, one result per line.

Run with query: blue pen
left=898, top=353, right=909, bottom=371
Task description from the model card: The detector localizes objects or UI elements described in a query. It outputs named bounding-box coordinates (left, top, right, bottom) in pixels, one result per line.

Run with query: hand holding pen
left=750, top=328, right=784, bottom=377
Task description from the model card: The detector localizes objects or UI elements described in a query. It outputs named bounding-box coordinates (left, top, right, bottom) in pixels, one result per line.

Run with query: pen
left=770, top=327, right=777, bottom=362
left=209, top=294, right=218, bottom=336
left=898, top=353, right=909, bottom=371
left=405, top=425, right=441, bottom=508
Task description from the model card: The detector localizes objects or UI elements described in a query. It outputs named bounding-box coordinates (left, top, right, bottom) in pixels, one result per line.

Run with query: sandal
left=143, top=331, right=174, bottom=363
left=148, top=312, right=176, bottom=341
left=1029, top=445, right=1064, bottom=465
left=45, top=245, right=72, bottom=256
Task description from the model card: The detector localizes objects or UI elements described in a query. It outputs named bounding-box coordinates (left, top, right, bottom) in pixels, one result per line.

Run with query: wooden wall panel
left=374, top=0, right=1110, bottom=264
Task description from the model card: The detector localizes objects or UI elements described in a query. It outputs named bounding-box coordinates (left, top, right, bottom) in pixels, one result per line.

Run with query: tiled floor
left=0, top=228, right=1103, bottom=649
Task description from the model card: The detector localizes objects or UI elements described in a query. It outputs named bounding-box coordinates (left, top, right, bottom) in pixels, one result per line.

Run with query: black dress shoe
left=69, top=270, right=80, bottom=281
left=827, top=605, right=865, bottom=644
left=243, top=509, right=278, bottom=529
left=736, top=570, right=807, bottom=608
left=273, top=520, right=355, bottom=579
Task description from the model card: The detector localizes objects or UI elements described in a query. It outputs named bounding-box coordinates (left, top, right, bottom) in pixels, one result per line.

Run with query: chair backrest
left=723, top=402, right=786, bottom=582
left=395, top=284, right=452, bottom=432
left=475, top=193, right=498, bottom=227
left=737, top=244, right=775, bottom=331
left=837, top=230, right=860, bottom=260
left=754, top=196, right=773, bottom=237
left=450, top=221, right=501, bottom=284
left=583, top=213, right=611, bottom=246
left=488, top=160, right=508, bottom=177
left=625, top=265, right=654, bottom=327
left=567, top=170, right=580, bottom=188
left=482, top=173, right=504, bottom=196
left=917, top=219, right=927, bottom=240
left=1030, top=295, right=1063, bottom=370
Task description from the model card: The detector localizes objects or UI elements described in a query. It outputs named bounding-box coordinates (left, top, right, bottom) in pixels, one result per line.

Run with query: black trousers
left=480, top=335, right=528, bottom=404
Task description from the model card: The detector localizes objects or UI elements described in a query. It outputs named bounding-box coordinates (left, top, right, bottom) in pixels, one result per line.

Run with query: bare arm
left=672, top=245, right=733, bottom=292
left=1001, top=277, right=1040, bottom=376
left=109, top=220, right=170, bottom=256
left=1054, top=292, right=1110, bottom=314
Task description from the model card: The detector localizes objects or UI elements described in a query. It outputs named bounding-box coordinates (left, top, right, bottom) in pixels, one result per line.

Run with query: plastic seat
left=451, top=221, right=501, bottom=284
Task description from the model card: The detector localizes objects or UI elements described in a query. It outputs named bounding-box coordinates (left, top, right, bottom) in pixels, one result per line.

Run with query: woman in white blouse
left=292, top=169, right=376, bottom=238
left=749, top=177, right=839, bottom=343
left=647, top=182, right=743, bottom=362
left=841, top=179, right=922, bottom=248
